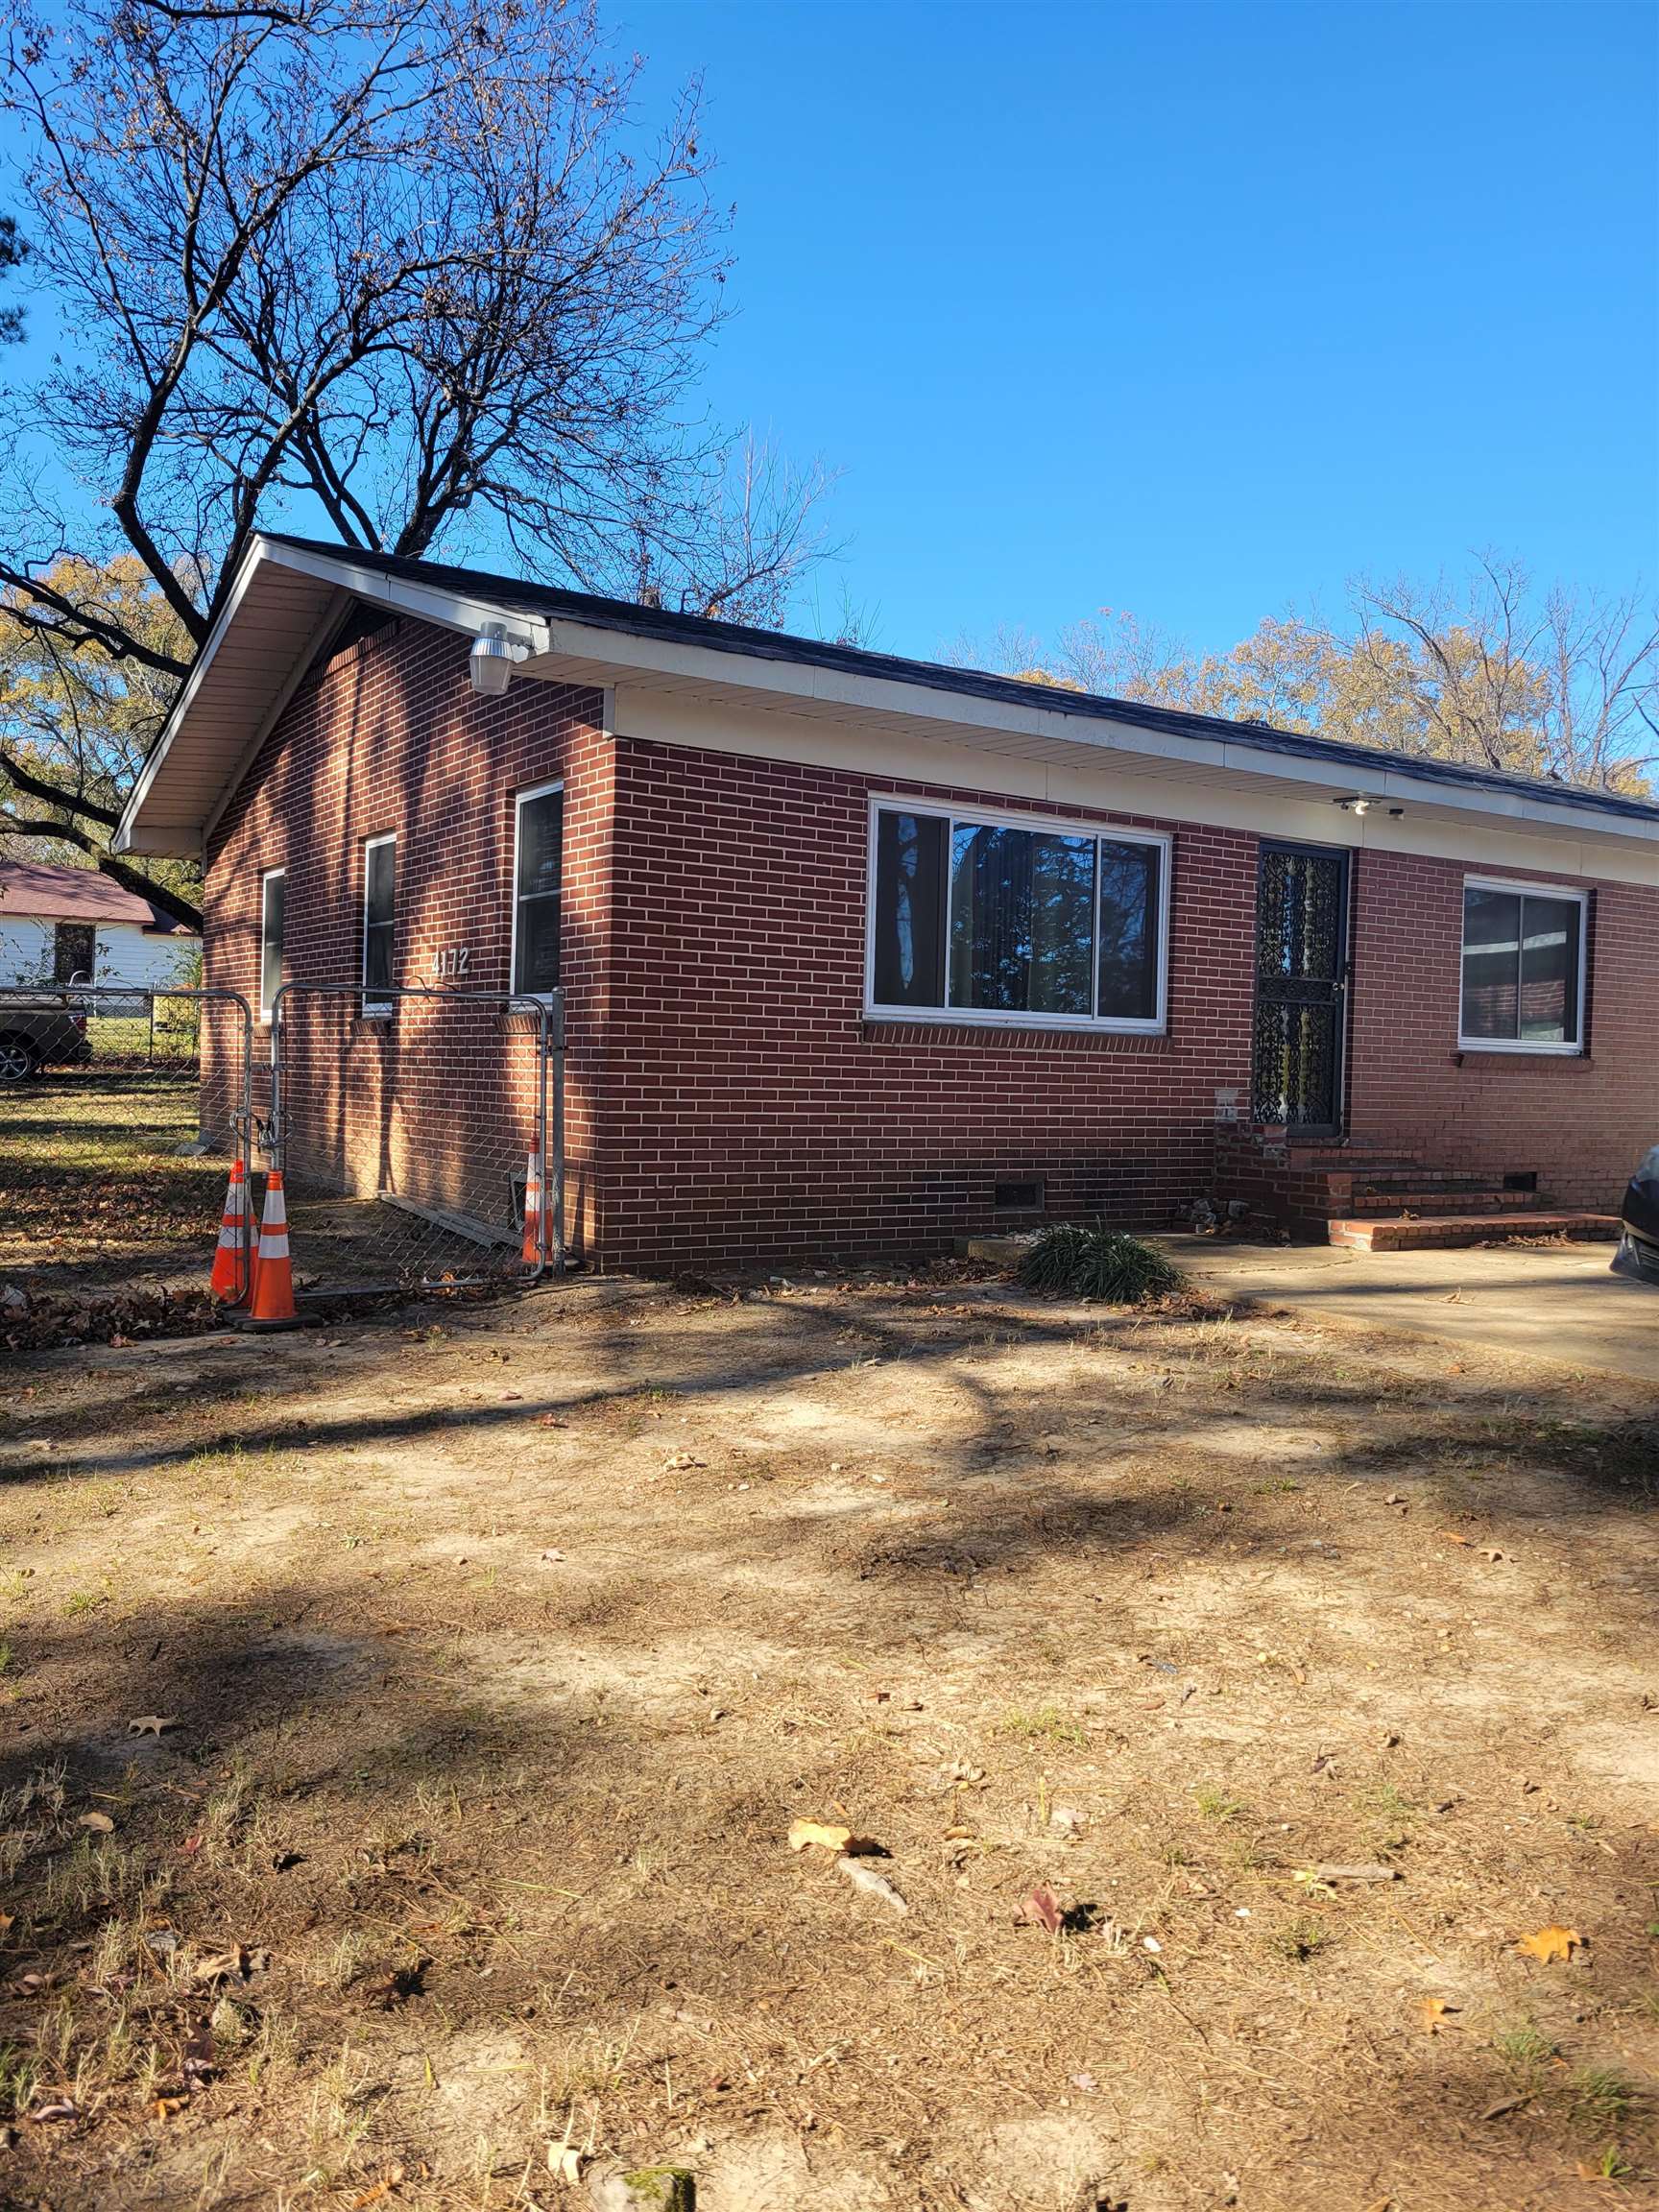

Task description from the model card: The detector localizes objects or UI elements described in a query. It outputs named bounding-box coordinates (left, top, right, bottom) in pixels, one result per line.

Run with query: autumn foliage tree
left=0, top=0, right=833, bottom=925
left=966, top=556, right=1659, bottom=795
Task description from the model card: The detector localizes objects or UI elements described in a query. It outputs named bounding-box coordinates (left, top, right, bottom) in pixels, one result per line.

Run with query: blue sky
left=619, top=0, right=1659, bottom=659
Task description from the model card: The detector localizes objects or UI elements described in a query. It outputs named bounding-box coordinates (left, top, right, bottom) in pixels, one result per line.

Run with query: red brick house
left=114, top=533, right=1659, bottom=1268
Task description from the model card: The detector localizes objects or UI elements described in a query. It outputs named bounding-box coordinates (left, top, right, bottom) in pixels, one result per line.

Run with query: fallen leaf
left=835, top=1856, right=908, bottom=1914
left=1480, top=2094, right=1526, bottom=2121
left=1419, top=1997, right=1458, bottom=2034
left=1015, top=1884, right=1064, bottom=1936
left=1437, top=1528, right=1474, bottom=1546
left=546, top=2143, right=584, bottom=2183
left=152, top=2092, right=188, bottom=2119
left=1516, top=1924, right=1582, bottom=1963
left=128, top=1715, right=180, bottom=1738
left=193, top=1944, right=271, bottom=1985
left=788, top=1818, right=853, bottom=1854
left=28, top=2098, right=81, bottom=2124
left=349, top=2171, right=405, bottom=2211
left=76, top=1812, right=114, bottom=1835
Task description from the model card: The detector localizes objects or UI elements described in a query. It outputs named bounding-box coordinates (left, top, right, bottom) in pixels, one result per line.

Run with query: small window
left=362, top=835, right=396, bottom=1014
left=994, top=1178, right=1045, bottom=1214
left=1459, top=879, right=1585, bottom=1053
left=53, top=922, right=96, bottom=985
left=867, top=801, right=1168, bottom=1030
left=513, top=783, right=564, bottom=998
left=259, top=869, right=285, bottom=1022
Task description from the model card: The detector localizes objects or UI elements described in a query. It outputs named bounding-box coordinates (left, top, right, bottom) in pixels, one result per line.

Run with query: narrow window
left=1459, top=881, right=1584, bottom=1050
left=362, top=835, right=396, bottom=1014
left=53, top=922, right=96, bottom=985
left=513, top=782, right=564, bottom=997
left=259, top=869, right=286, bottom=1022
left=872, top=809, right=947, bottom=1005
left=1096, top=837, right=1162, bottom=1021
left=867, top=802, right=1167, bottom=1030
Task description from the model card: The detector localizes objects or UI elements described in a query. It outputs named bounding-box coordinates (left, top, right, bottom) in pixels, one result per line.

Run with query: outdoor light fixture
left=1334, top=793, right=1382, bottom=816
left=469, top=625, right=531, bottom=698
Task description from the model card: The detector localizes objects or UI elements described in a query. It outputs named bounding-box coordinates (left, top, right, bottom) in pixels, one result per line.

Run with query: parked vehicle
left=0, top=995, right=92, bottom=1083
left=1612, top=1145, right=1659, bottom=1286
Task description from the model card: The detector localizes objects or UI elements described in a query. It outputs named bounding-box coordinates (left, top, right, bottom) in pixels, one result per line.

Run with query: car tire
left=0, top=1031, right=40, bottom=1083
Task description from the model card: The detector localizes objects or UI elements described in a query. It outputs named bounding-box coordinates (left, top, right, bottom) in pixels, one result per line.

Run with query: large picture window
left=1459, top=878, right=1586, bottom=1053
left=866, top=801, right=1167, bottom=1029
left=512, top=781, right=564, bottom=998
left=362, top=834, right=396, bottom=1014
left=259, top=868, right=285, bottom=1023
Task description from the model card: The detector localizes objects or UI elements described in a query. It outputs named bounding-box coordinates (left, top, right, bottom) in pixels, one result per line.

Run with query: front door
left=1251, top=842, right=1350, bottom=1135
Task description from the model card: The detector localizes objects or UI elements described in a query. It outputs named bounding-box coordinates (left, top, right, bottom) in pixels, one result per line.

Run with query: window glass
left=53, top=923, right=96, bottom=985
left=260, top=873, right=285, bottom=1019
left=1519, top=896, right=1580, bottom=1044
left=1096, top=839, right=1161, bottom=1020
left=363, top=839, right=395, bottom=1005
left=948, top=826, right=1095, bottom=1016
left=1460, top=888, right=1520, bottom=1040
left=872, top=810, right=946, bottom=1006
left=1461, top=884, right=1583, bottom=1046
left=870, top=805, right=1165, bottom=1025
left=514, top=788, right=563, bottom=995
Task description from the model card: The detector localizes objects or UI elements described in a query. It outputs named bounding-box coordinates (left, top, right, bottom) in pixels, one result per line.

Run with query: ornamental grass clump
left=1017, top=1222, right=1182, bottom=1306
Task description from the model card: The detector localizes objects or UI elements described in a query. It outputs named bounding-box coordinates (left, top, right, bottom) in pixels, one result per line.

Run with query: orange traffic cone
left=210, top=1159, right=251, bottom=1304
left=521, top=1151, right=543, bottom=1267
left=246, top=1168, right=299, bottom=1331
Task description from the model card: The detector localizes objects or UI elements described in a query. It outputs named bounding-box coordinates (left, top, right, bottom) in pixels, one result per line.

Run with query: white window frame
left=510, top=779, right=565, bottom=1001
left=862, top=794, right=1171, bottom=1034
left=1457, top=874, right=1589, bottom=1057
left=361, top=833, right=397, bottom=1018
left=258, top=866, right=286, bottom=1025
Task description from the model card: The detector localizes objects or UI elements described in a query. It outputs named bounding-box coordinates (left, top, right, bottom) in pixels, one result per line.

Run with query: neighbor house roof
left=115, top=531, right=1659, bottom=861
left=0, top=858, right=189, bottom=933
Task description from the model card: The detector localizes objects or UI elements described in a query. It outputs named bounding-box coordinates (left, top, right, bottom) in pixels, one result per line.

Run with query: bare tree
left=962, top=559, right=1659, bottom=794
left=0, top=0, right=832, bottom=915
left=0, top=215, right=25, bottom=347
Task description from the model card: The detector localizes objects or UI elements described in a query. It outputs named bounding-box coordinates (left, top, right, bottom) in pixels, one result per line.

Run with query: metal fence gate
left=0, top=981, right=255, bottom=1304
left=267, top=985, right=565, bottom=1294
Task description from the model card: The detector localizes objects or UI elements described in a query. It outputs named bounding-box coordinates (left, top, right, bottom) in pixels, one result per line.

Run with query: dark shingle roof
left=263, top=534, right=1659, bottom=828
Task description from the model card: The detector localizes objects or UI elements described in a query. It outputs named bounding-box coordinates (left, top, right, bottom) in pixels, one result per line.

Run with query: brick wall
left=599, top=735, right=1260, bottom=1268
left=202, top=610, right=1657, bottom=1272
left=1346, top=851, right=1654, bottom=1212
left=203, top=614, right=612, bottom=1252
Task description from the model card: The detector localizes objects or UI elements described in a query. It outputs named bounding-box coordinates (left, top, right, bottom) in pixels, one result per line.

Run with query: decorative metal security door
left=1251, top=842, right=1351, bottom=1133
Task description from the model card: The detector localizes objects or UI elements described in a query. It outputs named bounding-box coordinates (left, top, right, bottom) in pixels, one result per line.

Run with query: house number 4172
left=431, top=946, right=471, bottom=979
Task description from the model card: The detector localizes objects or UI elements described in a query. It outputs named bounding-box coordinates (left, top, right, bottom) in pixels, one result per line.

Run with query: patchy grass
left=0, top=1068, right=220, bottom=1296
left=1, top=1240, right=1658, bottom=2207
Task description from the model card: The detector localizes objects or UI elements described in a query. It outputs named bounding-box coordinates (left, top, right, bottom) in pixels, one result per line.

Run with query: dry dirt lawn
left=3, top=1266, right=1659, bottom=2212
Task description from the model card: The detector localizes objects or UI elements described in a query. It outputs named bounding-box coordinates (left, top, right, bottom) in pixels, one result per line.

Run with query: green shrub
left=1017, top=1222, right=1182, bottom=1305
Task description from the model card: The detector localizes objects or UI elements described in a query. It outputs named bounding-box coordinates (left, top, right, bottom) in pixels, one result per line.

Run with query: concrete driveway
left=1162, top=1231, right=1658, bottom=1387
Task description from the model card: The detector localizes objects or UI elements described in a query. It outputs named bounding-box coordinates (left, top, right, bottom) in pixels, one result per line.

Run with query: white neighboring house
left=0, top=859, right=199, bottom=991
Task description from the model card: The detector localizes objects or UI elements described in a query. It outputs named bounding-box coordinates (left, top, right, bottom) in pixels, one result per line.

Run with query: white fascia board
left=533, top=617, right=1659, bottom=850
left=263, top=540, right=552, bottom=655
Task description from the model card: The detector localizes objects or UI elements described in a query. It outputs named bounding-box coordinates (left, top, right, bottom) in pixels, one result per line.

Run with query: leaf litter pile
left=3, top=1245, right=1659, bottom=2207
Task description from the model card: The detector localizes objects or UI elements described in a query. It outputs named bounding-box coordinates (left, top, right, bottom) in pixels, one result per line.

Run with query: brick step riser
left=1340, top=1169, right=1527, bottom=1192
left=1328, top=1213, right=1619, bottom=1253
left=1340, top=1193, right=1555, bottom=1219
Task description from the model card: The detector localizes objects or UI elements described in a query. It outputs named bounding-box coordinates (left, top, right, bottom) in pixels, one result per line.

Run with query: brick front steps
left=1327, top=1212, right=1620, bottom=1253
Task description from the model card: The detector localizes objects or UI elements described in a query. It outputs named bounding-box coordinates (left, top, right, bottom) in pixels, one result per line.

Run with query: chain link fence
left=267, top=984, right=565, bottom=1295
left=0, top=982, right=253, bottom=1305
